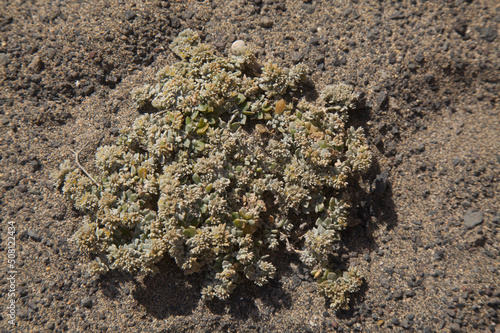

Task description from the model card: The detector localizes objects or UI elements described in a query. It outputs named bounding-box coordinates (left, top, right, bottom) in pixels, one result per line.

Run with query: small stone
left=389, top=10, right=405, bottom=20
left=231, top=40, right=246, bottom=55
left=415, top=51, right=425, bottom=63
left=81, top=297, right=93, bottom=309
left=463, top=210, right=484, bottom=229
left=309, top=37, right=320, bottom=46
left=376, top=91, right=389, bottom=110
left=46, top=48, right=57, bottom=60
left=83, top=85, right=94, bottom=96
left=124, top=10, right=137, bottom=21
left=479, top=25, right=497, bottom=42
left=0, top=53, right=10, bottom=66
left=449, top=323, right=461, bottom=333
left=289, top=275, right=302, bottom=290
left=28, top=55, right=44, bottom=73
left=388, top=52, right=397, bottom=64
left=259, top=17, right=273, bottom=28
left=371, top=171, right=389, bottom=196
left=392, top=290, right=403, bottom=300
left=453, top=19, right=468, bottom=36
left=432, top=249, right=444, bottom=261
left=391, top=317, right=400, bottom=326
left=27, top=230, right=42, bottom=242
left=301, top=3, right=315, bottom=14
left=487, top=297, right=500, bottom=307
left=291, top=52, right=304, bottom=64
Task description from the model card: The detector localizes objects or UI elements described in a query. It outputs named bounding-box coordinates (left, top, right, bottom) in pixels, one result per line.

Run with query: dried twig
left=69, top=143, right=99, bottom=186
left=281, top=231, right=303, bottom=254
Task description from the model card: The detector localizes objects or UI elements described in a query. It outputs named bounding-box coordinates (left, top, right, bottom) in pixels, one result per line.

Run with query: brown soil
left=0, top=0, right=498, bottom=332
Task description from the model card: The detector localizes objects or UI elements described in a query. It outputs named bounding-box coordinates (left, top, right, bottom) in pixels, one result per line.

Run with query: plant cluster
left=53, top=29, right=371, bottom=310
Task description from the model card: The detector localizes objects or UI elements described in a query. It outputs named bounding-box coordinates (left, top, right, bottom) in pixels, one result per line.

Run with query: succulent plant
left=53, top=29, right=371, bottom=310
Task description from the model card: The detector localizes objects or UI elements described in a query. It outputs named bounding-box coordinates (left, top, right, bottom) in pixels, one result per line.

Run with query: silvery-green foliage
left=54, top=29, right=371, bottom=309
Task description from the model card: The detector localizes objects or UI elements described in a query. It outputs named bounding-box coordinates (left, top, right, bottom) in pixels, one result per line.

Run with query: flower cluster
left=53, top=29, right=371, bottom=310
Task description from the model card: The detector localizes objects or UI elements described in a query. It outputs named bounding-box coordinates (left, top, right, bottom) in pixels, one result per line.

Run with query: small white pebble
left=231, top=40, right=246, bottom=55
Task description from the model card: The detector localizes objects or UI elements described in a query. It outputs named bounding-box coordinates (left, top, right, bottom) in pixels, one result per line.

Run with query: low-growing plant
left=53, top=29, right=371, bottom=310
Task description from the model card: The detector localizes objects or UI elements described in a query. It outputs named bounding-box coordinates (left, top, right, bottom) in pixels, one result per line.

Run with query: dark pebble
left=27, top=230, right=42, bottom=242
left=391, top=317, right=400, bottom=326
left=392, top=290, right=403, bottom=300
left=0, top=53, right=10, bottom=66
left=449, top=323, right=461, bottom=333
left=46, top=48, right=57, bottom=60
left=432, top=249, right=444, bottom=261
left=81, top=297, right=93, bottom=309
left=371, top=171, right=389, bottom=196
left=301, top=4, right=315, bottom=14
left=415, top=50, right=425, bottom=63
left=259, top=17, right=273, bottom=28
left=292, top=52, right=304, bottom=64
left=380, top=278, right=390, bottom=290
left=487, top=297, right=500, bottom=307
left=389, top=11, right=405, bottom=20
left=124, top=10, right=137, bottom=21
left=376, top=91, right=389, bottom=110
left=28, top=55, right=44, bottom=73
left=27, top=301, right=38, bottom=312
left=83, top=85, right=94, bottom=96
left=453, top=19, right=468, bottom=36
left=463, top=210, right=483, bottom=229
left=289, top=275, right=302, bottom=290
left=479, top=25, right=497, bottom=42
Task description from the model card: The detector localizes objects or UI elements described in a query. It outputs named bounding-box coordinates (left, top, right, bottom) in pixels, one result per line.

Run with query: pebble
left=289, top=275, right=302, bottom=290
left=83, top=85, right=94, bottom=96
left=400, top=319, right=411, bottom=329
left=415, top=50, right=425, bottom=63
left=231, top=40, right=246, bottom=55
left=28, top=55, right=44, bottom=73
left=376, top=91, right=389, bottom=109
left=479, top=25, right=497, bottom=42
left=27, top=230, right=42, bottom=242
left=124, top=10, right=137, bottom=21
left=449, top=323, right=461, bottom=333
left=259, top=17, right=273, bottom=28
left=432, top=249, right=444, bottom=261
left=391, top=290, right=403, bottom=300
left=81, top=297, right=93, bottom=309
left=453, top=19, right=468, bottom=36
left=46, top=48, right=57, bottom=60
left=389, top=11, right=405, bottom=20
left=463, top=210, right=484, bottom=229
left=0, top=53, right=10, bottom=66
left=372, top=171, right=389, bottom=196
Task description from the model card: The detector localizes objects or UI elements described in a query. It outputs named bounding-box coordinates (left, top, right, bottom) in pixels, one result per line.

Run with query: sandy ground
left=0, top=0, right=498, bottom=332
